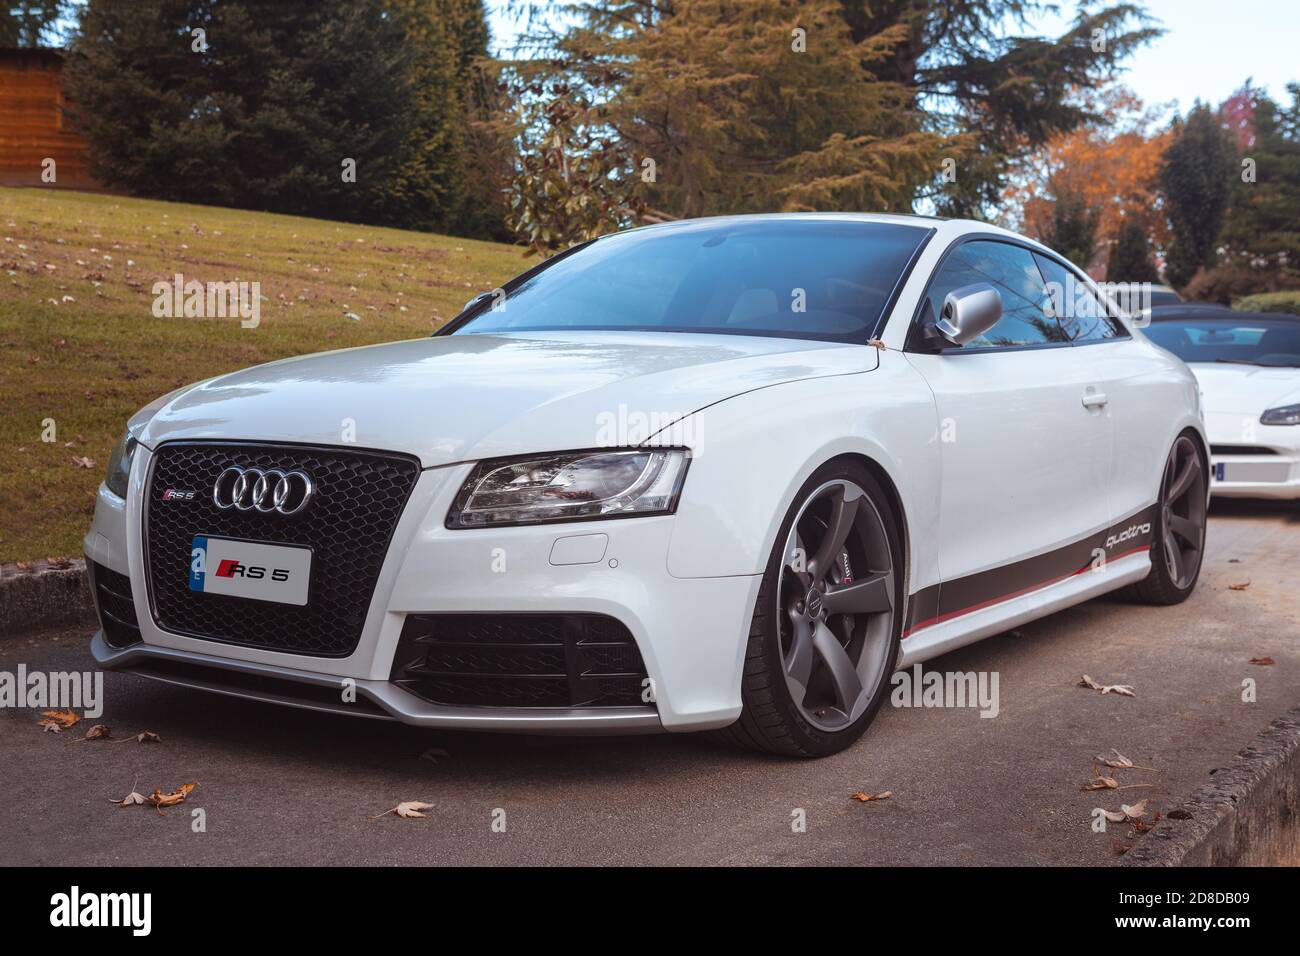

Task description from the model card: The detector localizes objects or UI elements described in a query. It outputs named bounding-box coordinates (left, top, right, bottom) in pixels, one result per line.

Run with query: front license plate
left=188, top=535, right=312, bottom=606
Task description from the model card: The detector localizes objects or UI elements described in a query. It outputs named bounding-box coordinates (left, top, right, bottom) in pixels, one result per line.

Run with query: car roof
left=614, top=212, right=1055, bottom=253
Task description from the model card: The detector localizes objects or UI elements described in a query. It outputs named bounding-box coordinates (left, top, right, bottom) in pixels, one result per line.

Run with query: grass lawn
left=0, top=186, right=527, bottom=563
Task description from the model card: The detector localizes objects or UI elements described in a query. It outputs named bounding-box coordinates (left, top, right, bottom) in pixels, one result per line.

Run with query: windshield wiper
left=1214, top=358, right=1272, bottom=366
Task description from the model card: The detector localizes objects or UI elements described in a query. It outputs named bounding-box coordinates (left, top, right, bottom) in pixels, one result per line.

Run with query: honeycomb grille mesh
left=391, top=614, right=651, bottom=708
left=145, top=442, right=419, bottom=657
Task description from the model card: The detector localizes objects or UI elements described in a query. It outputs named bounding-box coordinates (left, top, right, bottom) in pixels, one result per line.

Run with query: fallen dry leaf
left=1082, top=775, right=1152, bottom=792
left=1099, top=808, right=1128, bottom=822
left=1132, top=819, right=1154, bottom=833
left=1121, top=799, right=1149, bottom=820
left=1078, top=675, right=1136, bottom=697
left=111, top=791, right=147, bottom=807
left=71, top=455, right=96, bottom=469
left=147, top=782, right=197, bottom=816
left=419, top=747, right=450, bottom=765
left=38, top=709, right=80, bottom=731
left=1228, top=581, right=1251, bottom=591
left=372, top=800, right=435, bottom=819
left=1249, top=657, right=1275, bottom=666
left=47, top=555, right=72, bottom=569
left=1096, top=749, right=1161, bottom=772
left=73, top=724, right=111, bottom=742
left=113, top=730, right=161, bottom=744
left=850, top=790, right=893, bottom=802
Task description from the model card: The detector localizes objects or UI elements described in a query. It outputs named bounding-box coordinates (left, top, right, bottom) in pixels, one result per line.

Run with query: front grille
left=391, top=614, right=651, bottom=708
left=89, top=561, right=142, bottom=648
left=145, top=442, right=420, bottom=657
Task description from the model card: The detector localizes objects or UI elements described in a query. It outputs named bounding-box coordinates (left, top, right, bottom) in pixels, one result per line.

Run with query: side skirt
left=898, top=505, right=1158, bottom=668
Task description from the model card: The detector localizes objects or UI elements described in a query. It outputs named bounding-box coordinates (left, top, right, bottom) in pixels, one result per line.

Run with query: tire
left=1127, top=432, right=1208, bottom=606
left=711, top=459, right=904, bottom=757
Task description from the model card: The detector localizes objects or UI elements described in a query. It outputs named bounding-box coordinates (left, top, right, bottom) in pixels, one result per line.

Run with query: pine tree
left=1107, top=215, right=1159, bottom=283
left=63, top=0, right=502, bottom=236
left=504, top=0, right=953, bottom=253
left=1217, top=84, right=1300, bottom=291
left=1159, top=103, right=1236, bottom=289
left=1042, top=183, right=1098, bottom=268
left=836, top=0, right=1161, bottom=217
left=0, top=0, right=66, bottom=46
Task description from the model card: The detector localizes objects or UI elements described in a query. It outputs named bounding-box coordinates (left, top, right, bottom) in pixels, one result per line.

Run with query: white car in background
left=1145, top=308, right=1300, bottom=500
left=86, top=214, right=1209, bottom=757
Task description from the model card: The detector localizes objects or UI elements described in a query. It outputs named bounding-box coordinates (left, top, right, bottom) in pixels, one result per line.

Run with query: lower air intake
left=390, top=614, right=651, bottom=708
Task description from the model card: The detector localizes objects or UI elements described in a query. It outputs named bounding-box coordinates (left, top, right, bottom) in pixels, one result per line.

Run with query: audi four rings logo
left=212, top=467, right=315, bottom=515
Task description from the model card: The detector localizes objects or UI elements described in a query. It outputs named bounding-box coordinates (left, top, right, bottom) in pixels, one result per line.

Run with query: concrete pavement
left=1, top=499, right=1296, bottom=866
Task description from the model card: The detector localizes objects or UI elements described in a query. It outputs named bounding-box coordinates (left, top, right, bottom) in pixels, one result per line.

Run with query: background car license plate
left=188, top=535, right=312, bottom=606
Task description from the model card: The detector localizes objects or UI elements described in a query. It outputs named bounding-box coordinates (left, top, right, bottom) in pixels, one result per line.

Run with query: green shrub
left=1233, top=291, right=1300, bottom=315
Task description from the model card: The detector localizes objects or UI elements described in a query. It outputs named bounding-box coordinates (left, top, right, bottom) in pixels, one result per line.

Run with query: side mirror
left=933, top=283, right=1003, bottom=347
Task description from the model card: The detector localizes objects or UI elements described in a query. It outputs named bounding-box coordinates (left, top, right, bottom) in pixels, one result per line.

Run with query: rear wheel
left=713, top=461, right=902, bottom=757
left=1128, top=433, right=1207, bottom=605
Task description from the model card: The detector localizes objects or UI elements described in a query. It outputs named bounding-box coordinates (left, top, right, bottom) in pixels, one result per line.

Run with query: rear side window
left=1034, top=253, right=1126, bottom=342
left=924, top=240, right=1068, bottom=348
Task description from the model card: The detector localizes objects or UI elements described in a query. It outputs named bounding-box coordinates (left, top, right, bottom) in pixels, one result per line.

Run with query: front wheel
left=1127, top=433, right=1208, bottom=605
left=713, top=461, right=903, bottom=757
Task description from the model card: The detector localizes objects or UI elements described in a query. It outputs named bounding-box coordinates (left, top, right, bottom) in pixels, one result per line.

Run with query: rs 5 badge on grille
left=188, top=536, right=312, bottom=606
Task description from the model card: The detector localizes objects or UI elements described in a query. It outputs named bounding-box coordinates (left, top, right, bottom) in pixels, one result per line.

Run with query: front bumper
left=1205, top=417, right=1300, bottom=499
left=90, top=631, right=662, bottom=733
left=1209, top=457, right=1300, bottom=499
left=87, top=445, right=760, bottom=733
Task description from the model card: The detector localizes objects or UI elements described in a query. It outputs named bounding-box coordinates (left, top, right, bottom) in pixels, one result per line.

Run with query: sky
left=485, top=0, right=1300, bottom=113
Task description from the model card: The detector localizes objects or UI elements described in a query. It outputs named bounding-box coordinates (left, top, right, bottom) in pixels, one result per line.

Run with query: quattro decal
left=904, top=505, right=1159, bottom=637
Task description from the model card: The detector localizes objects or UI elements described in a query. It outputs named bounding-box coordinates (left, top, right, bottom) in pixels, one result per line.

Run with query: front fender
left=658, top=351, right=941, bottom=598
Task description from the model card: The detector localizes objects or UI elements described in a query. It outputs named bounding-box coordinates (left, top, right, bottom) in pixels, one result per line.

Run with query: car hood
left=1188, top=363, right=1300, bottom=413
left=138, top=331, right=877, bottom=467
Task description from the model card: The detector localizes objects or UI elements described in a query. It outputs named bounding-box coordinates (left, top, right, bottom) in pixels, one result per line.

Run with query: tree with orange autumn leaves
left=1002, top=87, right=1171, bottom=278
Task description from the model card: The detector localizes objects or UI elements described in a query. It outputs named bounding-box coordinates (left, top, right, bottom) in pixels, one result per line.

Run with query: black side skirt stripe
left=904, top=504, right=1159, bottom=638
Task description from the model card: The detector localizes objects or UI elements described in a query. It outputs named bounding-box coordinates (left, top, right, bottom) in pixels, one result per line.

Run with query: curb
left=0, top=558, right=94, bottom=637
left=1123, top=706, right=1300, bottom=866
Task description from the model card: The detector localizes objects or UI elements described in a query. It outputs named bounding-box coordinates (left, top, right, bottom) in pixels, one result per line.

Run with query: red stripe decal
left=903, top=545, right=1151, bottom=638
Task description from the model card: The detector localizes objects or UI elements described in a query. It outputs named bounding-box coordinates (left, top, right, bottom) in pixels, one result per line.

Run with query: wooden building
left=0, top=47, right=99, bottom=189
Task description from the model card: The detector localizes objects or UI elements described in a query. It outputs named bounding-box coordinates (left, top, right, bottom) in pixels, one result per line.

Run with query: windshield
left=450, top=220, right=930, bottom=343
left=1145, top=317, right=1300, bottom=367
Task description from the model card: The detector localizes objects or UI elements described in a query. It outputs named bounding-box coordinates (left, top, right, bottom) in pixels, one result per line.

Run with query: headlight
left=446, top=449, right=689, bottom=528
left=104, top=428, right=139, bottom=498
left=1261, top=403, right=1300, bottom=426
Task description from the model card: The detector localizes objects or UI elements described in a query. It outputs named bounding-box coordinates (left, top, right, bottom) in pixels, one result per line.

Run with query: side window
left=1034, top=253, right=1127, bottom=342
left=925, top=240, right=1067, bottom=348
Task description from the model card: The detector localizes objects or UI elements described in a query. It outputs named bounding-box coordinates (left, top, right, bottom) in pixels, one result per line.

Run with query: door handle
left=1081, top=390, right=1108, bottom=409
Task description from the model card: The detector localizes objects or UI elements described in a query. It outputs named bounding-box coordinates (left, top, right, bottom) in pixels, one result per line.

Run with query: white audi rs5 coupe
left=1145, top=307, right=1300, bottom=500
left=87, top=214, right=1209, bottom=757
